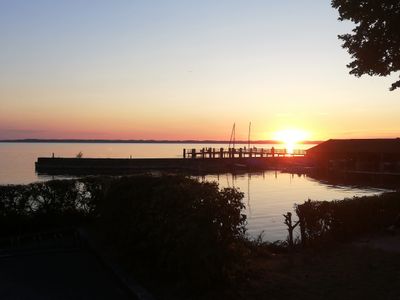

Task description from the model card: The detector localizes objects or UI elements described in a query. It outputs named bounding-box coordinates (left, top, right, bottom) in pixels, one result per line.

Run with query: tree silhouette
left=332, top=0, right=400, bottom=90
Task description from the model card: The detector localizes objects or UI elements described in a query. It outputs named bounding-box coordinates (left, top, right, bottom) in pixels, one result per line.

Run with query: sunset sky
left=1, top=1, right=399, bottom=141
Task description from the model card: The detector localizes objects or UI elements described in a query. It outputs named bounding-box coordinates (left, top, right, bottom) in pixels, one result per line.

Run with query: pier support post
left=183, top=149, right=186, bottom=159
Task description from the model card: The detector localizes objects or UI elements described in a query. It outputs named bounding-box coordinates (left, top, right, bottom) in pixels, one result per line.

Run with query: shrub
left=97, top=175, right=246, bottom=287
left=0, top=177, right=104, bottom=236
left=0, top=175, right=246, bottom=287
left=295, top=192, right=400, bottom=245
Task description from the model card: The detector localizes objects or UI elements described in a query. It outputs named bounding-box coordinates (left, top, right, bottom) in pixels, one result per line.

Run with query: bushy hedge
left=0, top=177, right=104, bottom=236
left=296, top=192, right=400, bottom=244
left=0, top=175, right=246, bottom=287
left=97, top=176, right=246, bottom=287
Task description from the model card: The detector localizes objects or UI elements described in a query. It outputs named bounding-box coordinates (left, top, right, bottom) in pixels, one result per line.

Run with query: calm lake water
left=0, top=142, right=386, bottom=241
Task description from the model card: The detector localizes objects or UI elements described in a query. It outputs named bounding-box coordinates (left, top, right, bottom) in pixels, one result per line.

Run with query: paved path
left=0, top=230, right=135, bottom=300
left=0, top=249, right=135, bottom=300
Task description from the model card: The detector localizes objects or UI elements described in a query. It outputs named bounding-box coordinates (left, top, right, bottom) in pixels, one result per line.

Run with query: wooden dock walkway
left=35, top=147, right=308, bottom=175
left=183, top=147, right=306, bottom=159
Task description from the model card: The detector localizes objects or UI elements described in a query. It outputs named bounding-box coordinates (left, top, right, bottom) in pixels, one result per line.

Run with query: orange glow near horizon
left=272, top=129, right=310, bottom=153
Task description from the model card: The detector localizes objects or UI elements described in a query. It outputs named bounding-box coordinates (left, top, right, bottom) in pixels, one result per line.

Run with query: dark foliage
left=97, top=176, right=246, bottom=287
left=331, top=0, right=400, bottom=90
left=0, top=175, right=246, bottom=288
left=296, top=192, right=400, bottom=244
left=0, top=177, right=104, bottom=236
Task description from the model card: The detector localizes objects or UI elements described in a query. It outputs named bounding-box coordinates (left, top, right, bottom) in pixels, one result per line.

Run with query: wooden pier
left=183, top=147, right=306, bottom=159
left=35, top=147, right=308, bottom=176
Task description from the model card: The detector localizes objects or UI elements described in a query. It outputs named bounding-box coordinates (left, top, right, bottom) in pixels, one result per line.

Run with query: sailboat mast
left=248, top=122, right=251, bottom=149
left=229, top=123, right=236, bottom=149
left=233, top=123, right=236, bottom=149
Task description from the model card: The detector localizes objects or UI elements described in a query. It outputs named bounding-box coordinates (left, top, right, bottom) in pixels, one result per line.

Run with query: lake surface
left=0, top=142, right=386, bottom=241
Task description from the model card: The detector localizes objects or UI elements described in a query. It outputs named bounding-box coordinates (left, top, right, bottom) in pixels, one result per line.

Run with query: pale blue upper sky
left=1, top=1, right=399, bottom=140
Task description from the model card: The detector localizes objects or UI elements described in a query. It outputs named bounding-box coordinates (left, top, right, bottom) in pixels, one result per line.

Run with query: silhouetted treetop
left=331, top=0, right=400, bottom=90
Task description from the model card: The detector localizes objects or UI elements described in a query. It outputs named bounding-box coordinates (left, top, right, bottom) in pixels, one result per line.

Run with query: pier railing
left=183, top=147, right=306, bottom=159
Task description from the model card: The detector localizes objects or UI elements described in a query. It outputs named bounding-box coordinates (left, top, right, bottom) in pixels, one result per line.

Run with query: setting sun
left=272, top=129, right=310, bottom=153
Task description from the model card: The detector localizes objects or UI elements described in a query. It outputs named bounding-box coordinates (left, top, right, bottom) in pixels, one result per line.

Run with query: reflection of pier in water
left=200, top=171, right=308, bottom=220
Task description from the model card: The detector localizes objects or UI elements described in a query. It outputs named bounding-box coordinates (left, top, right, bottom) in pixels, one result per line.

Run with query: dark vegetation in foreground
left=0, top=176, right=248, bottom=295
left=296, top=191, right=400, bottom=245
left=1, top=175, right=400, bottom=299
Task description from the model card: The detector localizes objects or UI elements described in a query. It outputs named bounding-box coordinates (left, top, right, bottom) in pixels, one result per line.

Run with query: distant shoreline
left=0, top=139, right=322, bottom=144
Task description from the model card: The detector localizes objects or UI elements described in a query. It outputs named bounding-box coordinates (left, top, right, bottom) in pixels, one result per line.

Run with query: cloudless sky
left=1, top=0, right=399, bottom=140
